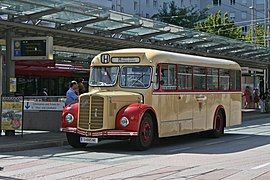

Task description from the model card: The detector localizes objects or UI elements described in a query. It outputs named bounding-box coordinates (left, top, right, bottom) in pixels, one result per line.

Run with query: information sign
left=24, top=101, right=65, bottom=111
left=12, top=37, right=53, bottom=60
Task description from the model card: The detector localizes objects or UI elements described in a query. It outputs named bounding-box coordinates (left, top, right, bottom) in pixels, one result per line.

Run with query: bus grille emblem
left=94, top=108, right=98, bottom=117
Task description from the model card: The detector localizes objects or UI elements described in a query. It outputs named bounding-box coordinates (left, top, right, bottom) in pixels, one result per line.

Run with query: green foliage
left=195, top=11, right=242, bottom=39
left=152, top=1, right=209, bottom=28
left=244, top=24, right=265, bottom=45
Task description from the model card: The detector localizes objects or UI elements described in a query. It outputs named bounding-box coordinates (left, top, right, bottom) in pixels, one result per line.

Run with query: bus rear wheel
left=66, top=132, right=87, bottom=148
left=132, top=113, right=155, bottom=150
left=211, top=111, right=225, bottom=138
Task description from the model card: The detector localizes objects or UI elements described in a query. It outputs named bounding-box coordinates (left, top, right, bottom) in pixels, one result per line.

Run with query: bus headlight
left=65, top=113, right=74, bottom=124
left=120, top=117, right=129, bottom=127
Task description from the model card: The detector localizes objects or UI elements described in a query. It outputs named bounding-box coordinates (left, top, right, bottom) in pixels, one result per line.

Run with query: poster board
left=0, top=96, right=24, bottom=135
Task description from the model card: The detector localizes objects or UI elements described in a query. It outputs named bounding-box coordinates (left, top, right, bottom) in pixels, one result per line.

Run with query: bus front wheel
left=132, top=113, right=155, bottom=150
left=211, top=111, right=225, bottom=138
left=66, top=132, right=87, bottom=148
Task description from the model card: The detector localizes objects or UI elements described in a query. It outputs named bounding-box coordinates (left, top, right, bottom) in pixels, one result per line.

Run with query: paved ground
left=1, top=117, right=270, bottom=179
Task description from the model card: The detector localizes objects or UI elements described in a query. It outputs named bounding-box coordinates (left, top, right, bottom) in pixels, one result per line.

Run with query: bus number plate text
left=80, top=137, right=98, bottom=144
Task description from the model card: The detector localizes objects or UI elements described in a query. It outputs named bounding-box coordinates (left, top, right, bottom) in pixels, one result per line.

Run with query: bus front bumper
left=61, top=127, right=138, bottom=137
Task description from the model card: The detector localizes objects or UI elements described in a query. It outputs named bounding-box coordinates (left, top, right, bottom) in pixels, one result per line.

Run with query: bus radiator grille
left=90, top=96, right=104, bottom=129
left=78, top=95, right=90, bottom=130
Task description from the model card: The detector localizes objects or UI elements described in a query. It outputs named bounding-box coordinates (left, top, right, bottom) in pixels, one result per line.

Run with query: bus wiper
left=131, top=73, right=145, bottom=86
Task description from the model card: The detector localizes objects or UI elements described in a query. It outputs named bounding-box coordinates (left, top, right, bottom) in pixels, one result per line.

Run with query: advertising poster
left=1, top=96, right=23, bottom=131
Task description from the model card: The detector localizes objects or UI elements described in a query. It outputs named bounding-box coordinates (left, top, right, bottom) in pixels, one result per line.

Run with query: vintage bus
left=61, top=48, right=242, bottom=150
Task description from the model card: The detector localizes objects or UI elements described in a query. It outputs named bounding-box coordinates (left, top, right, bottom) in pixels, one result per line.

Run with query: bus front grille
left=90, top=96, right=104, bottom=129
left=78, top=95, right=91, bottom=130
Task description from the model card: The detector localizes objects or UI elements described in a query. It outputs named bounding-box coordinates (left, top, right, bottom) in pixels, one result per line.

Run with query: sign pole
left=0, top=95, right=2, bottom=137
left=21, top=96, right=24, bottom=138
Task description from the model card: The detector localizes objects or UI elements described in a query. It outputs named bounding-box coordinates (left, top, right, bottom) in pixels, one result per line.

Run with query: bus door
left=192, top=67, right=207, bottom=132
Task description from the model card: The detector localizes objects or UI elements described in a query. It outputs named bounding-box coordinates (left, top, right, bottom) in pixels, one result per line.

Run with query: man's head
left=70, top=81, right=78, bottom=90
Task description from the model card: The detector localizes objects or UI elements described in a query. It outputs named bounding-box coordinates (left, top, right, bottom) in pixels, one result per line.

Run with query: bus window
left=89, top=66, right=119, bottom=86
left=219, top=69, right=230, bottom=90
left=120, top=66, right=152, bottom=88
left=178, top=65, right=192, bottom=90
left=236, top=70, right=241, bottom=90
left=193, top=67, right=206, bottom=90
left=207, top=68, right=219, bottom=90
left=229, top=70, right=241, bottom=90
left=161, top=64, right=176, bottom=90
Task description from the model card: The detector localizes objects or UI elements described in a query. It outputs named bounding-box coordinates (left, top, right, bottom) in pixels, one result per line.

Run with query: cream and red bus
left=61, top=48, right=242, bottom=150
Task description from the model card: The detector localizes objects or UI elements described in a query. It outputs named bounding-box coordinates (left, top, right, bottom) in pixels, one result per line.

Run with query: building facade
left=83, top=0, right=266, bottom=34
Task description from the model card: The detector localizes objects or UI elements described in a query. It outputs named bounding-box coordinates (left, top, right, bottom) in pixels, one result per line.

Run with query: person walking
left=65, top=81, right=79, bottom=106
left=78, top=78, right=86, bottom=95
left=243, top=86, right=252, bottom=109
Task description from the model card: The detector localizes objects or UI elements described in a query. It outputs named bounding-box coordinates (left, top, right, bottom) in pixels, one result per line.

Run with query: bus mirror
left=160, top=80, right=165, bottom=85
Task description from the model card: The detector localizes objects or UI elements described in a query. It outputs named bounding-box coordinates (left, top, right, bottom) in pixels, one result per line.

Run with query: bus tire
left=66, top=132, right=87, bottom=148
left=211, top=110, right=225, bottom=138
left=132, top=113, right=155, bottom=151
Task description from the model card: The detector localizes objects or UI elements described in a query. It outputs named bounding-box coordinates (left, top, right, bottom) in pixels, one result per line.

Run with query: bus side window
left=207, top=68, right=219, bottom=90
left=193, top=67, right=206, bottom=90
left=178, top=65, right=192, bottom=90
left=219, top=69, right=230, bottom=90
left=153, top=66, right=160, bottom=90
left=161, top=64, right=177, bottom=90
left=229, top=70, right=241, bottom=90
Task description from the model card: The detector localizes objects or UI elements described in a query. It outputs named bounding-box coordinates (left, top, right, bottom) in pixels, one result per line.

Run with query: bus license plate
left=80, top=137, right=98, bottom=144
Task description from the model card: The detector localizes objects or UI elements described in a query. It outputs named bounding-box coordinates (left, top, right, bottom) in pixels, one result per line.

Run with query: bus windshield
left=89, top=66, right=119, bottom=86
left=120, top=66, right=152, bottom=88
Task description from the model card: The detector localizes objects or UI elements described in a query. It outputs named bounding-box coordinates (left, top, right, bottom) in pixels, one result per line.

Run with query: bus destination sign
left=111, top=57, right=140, bottom=63
left=12, top=37, right=53, bottom=60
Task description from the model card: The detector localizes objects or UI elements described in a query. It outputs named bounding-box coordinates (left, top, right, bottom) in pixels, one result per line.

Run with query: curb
left=0, top=139, right=68, bottom=153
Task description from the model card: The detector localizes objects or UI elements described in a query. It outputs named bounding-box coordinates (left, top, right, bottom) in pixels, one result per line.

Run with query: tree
left=244, top=24, right=265, bottom=45
left=195, top=11, right=242, bottom=39
left=152, top=1, right=209, bottom=28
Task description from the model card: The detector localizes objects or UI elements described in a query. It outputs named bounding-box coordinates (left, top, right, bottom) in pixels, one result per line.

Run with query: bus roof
left=96, top=48, right=241, bottom=70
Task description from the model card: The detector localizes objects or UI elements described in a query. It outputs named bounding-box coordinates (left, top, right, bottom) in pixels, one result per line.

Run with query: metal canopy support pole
left=0, top=52, right=2, bottom=97
left=5, top=29, right=15, bottom=95
left=264, top=69, right=267, bottom=92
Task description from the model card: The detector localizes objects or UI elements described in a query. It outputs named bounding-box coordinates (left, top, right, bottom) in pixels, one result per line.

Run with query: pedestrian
left=259, top=91, right=267, bottom=113
left=78, top=78, right=86, bottom=95
left=243, top=86, right=252, bottom=109
left=65, top=81, right=79, bottom=106
left=253, top=88, right=260, bottom=109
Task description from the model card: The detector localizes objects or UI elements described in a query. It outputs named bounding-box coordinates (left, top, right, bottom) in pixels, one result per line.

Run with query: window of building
left=242, top=11, right=247, bottom=19
left=178, top=65, right=192, bottom=90
left=163, top=2, right=168, bottom=10
left=134, top=1, right=138, bottom=11
left=219, top=69, right=230, bottom=90
left=153, top=0, right=157, bottom=7
left=120, top=7, right=124, bottom=12
left=207, top=68, right=219, bottom=90
left=230, top=0, right=235, bottom=5
left=161, top=64, right=177, bottom=90
left=146, top=0, right=149, bottom=6
left=193, top=67, right=206, bottom=90
left=256, top=0, right=264, bottom=4
left=146, top=13, right=150, bottom=18
left=181, top=0, right=183, bottom=7
left=230, top=12, right=235, bottom=21
left=242, top=26, right=248, bottom=32
left=213, top=0, right=222, bottom=6
left=112, top=5, right=115, bottom=10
